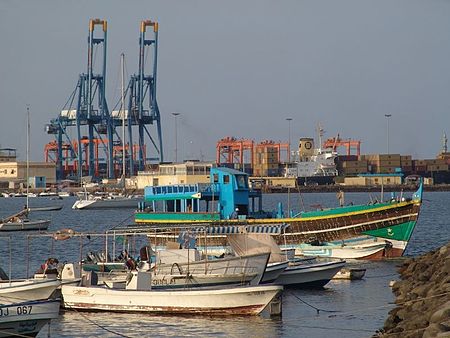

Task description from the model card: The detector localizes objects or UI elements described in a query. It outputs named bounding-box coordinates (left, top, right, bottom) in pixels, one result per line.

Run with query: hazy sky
left=1, top=0, right=450, bottom=162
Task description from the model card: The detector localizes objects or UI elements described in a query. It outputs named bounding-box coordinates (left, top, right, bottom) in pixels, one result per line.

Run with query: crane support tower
left=45, top=19, right=114, bottom=180
left=125, top=20, right=163, bottom=175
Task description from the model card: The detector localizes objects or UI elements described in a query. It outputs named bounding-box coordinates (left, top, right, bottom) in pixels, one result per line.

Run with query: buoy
left=53, top=228, right=75, bottom=241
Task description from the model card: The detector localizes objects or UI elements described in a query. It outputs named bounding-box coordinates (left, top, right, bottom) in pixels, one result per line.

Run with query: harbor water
left=0, top=190, right=448, bottom=337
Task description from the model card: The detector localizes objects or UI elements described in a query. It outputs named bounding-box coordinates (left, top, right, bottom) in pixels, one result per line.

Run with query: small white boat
left=332, top=267, right=366, bottom=280
left=57, top=191, right=71, bottom=197
left=92, top=252, right=270, bottom=289
left=0, top=218, right=50, bottom=231
left=38, top=191, right=58, bottom=197
left=0, top=279, right=61, bottom=304
left=72, top=194, right=142, bottom=210
left=274, top=259, right=346, bottom=288
left=101, top=271, right=261, bottom=290
left=0, top=299, right=60, bottom=338
left=62, top=271, right=282, bottom=316
left=291, top=238, right=388, bottom=260
left=28, top=205, right=63, bottom=212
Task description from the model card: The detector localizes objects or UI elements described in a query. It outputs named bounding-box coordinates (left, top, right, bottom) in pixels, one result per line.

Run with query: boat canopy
left=191, top=223, right=289, bottom=235
left=145, top=184, right=207, bottom=201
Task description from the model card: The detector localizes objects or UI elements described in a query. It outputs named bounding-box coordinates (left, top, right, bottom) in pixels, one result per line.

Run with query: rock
left=379, top=242, right=450, bottom=337
left=429, top=301, right=450, bottom=324
left=423, top=323, right=443, bottom=338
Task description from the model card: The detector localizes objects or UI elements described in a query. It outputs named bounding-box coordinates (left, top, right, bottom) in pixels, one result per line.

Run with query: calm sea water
left=0, top=190, right=448, bottom=338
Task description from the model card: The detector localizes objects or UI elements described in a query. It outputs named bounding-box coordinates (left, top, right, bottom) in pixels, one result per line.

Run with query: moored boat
left=0, top=299, right=60, bottom=338
left=274, top=259, right=346, bottom=288
left=72, top=194, right=142, bottom=210
left=261, top=261, right=289, bottom=284
left=289, top=237, right=388, bottom=260
left=332, top=267, right=366, bottom=280
left=92, top=252, right=270, bottom=289
left=61, top=271, right=282, bottom=316
left=0, top=279, right=61, bottom=304
left=0, top=218, right=50, bottom=232
left=135, top=167, right=423, bottom=259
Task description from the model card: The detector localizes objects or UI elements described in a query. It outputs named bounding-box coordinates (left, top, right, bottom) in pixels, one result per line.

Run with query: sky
left=1, top=0, right=450, bottom=162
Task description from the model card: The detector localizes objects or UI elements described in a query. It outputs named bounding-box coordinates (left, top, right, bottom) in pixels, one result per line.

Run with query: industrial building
left=135, top=161, right=215, bottom=190
left=0, top=161, right=56, bottom=188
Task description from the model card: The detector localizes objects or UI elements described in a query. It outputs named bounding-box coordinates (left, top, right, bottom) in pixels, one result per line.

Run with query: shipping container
left=427, top=164, right=449, bottom=172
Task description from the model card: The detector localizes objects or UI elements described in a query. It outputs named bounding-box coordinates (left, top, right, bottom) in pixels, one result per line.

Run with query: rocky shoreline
left=378, top=242, right=450, bottom=337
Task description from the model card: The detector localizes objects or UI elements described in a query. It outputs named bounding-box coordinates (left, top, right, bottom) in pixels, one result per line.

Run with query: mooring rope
left=63, top=302, right=133, bottom=338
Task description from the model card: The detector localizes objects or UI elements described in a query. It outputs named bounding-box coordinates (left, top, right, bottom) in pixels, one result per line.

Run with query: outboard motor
left=61, top=263, right=81, bottom=281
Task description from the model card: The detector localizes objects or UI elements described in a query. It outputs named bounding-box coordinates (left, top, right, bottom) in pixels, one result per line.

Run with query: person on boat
left=230, top=207, right=239, bottom=219
left=37, top=257, right=59, bottom=275
left=336, top=190, right=345, bottom=207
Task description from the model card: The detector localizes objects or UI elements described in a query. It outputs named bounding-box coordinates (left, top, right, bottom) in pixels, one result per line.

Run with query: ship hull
left=138, top=199, right=421, bottom=259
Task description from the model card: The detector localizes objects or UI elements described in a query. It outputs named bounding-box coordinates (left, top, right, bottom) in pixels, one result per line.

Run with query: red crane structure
left=216, top=137, right=289, bottom=169
left=322, top=134, right=361, bottom=156
left=216, top=137, right=255, bottom=167
left=254, top=140, right=289, bottom=163
left=44, top=139, right=145, bottom=178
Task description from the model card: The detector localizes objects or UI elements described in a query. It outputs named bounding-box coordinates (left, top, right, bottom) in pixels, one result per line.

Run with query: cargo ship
left=284, top=137, right=338, bottom=185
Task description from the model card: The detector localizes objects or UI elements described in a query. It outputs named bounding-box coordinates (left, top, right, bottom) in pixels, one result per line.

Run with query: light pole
left=172, top=112, right=180, bottom=162
left=385, top=114, right=392, bottom=154
left=286, top=118, right=293, bottom=162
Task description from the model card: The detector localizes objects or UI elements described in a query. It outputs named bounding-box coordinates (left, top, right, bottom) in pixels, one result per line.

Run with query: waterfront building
left=136, top=161, right=215, bottom=189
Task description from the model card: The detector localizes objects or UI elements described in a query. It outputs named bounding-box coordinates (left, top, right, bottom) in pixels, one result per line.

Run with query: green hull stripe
left=363, top=221, right=417, bottom=242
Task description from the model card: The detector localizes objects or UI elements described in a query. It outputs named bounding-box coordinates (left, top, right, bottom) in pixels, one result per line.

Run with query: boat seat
left=81, top=271, right=98, bottom=286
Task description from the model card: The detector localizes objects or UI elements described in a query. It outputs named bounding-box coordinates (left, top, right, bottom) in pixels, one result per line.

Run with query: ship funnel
left=299, top=138, right=314, bottom=160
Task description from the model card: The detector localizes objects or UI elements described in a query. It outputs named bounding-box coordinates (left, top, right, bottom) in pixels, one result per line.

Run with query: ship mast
left=442, top=132, right=448, bottom=153
left=317, top=123, right=324, bottom=154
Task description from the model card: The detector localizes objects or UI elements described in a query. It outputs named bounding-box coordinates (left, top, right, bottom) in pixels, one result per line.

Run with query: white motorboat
left=90, top=251, right=270, bottom=289
left=332, top=267, right=366, bottom=280
left=72, top=194, right=142, bottom=210
left=292, top=238, right=388, bottom=260
left=0, top=299, right=60, bottom=338
left=101, top=271, right=261, bottom=290
left=274, top=259, right=346, bottom=288
left=0, top=279, right=60, bottom=304
left=57, top=191, right=71, bottom=197
left=0, top=217, right=50, bottom=232
left=62, top=271, right=282, bottom=316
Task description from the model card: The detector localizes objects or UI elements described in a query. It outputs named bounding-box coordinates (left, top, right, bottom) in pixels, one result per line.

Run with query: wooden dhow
left=135, top=167, right=423, bottom=259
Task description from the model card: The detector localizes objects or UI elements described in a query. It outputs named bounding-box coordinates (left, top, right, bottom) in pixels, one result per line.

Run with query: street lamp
left=286, top=118, right=293, bottom=162
left=384, top=114, right=392, bottom=154
left=172, top=112, right=180, bottom=162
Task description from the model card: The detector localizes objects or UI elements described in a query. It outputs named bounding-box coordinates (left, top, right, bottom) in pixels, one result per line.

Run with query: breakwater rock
left=379, top=242, right=450, bottom=337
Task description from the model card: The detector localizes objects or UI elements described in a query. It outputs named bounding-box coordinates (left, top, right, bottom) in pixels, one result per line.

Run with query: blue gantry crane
left=46, top=18, right=114, bottom=180
left=45, top=19, right=164, bottom=181
left=126, top=20, right=164, bottom=175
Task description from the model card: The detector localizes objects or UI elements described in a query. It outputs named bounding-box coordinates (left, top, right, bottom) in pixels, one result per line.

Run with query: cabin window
left=236, top=175, right=247, bottom=189
left=224, top=175, right=230, bottom=184
left=213, top=174, right=219, bottom=183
